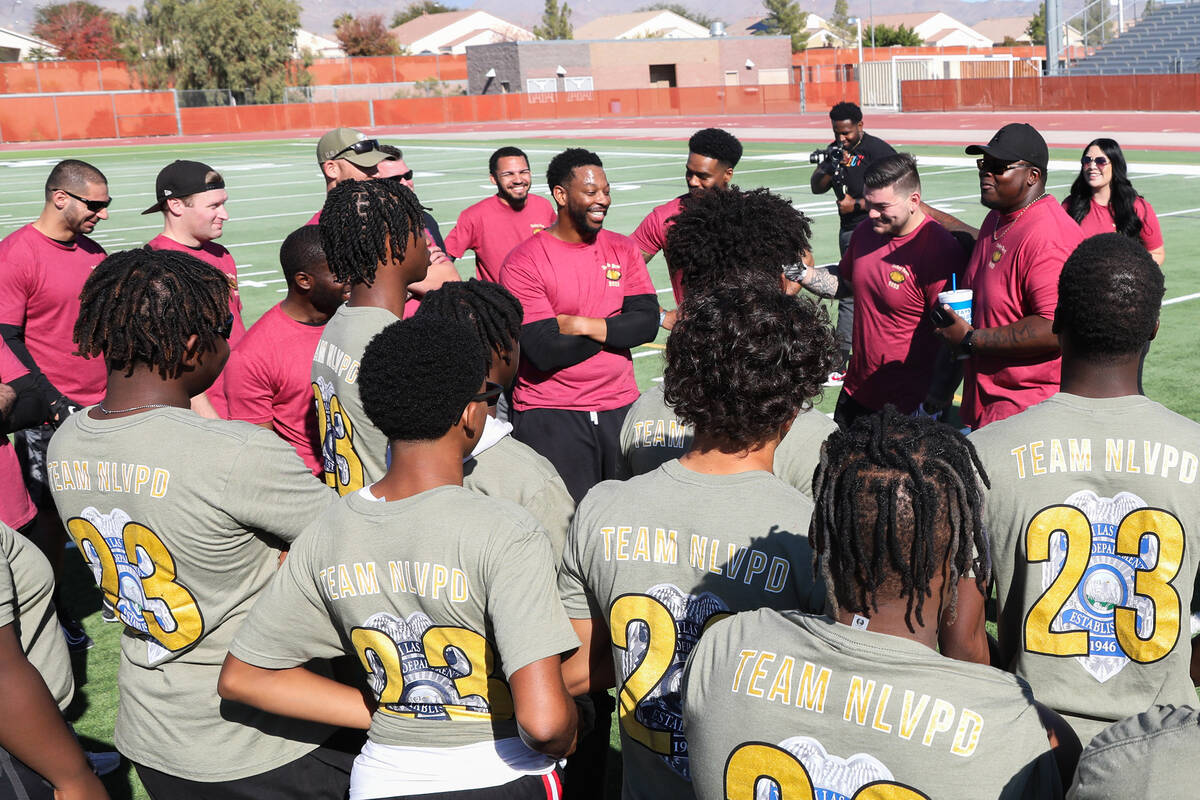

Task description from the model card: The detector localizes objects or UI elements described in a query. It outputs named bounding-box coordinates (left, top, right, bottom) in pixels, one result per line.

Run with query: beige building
left=869, top=12, right=993, bottom=48
left=392, top=10, right=533, bottom=55
left=575, top=10, right=711, bottom=40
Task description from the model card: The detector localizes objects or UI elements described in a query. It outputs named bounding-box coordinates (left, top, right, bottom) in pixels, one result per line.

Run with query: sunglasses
left=215, top=312, right=234, bottom=340
left=471, top=381, right=504, bottom=408
left=333, top=138, right=378, bottom=159
left=976, top=158, right=1031, bottom=175
left=62, top=189, right=111, bottom=213
left=1081, top=156, right=1110, bottom=168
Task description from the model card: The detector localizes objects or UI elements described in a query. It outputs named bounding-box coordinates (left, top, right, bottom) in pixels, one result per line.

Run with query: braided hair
left=414, top=279, right=523, bottom=370
left=74, top=248, right=229, bottom=379
left=318, top=178, right=424, bottom=285
left=809, top=408, right=991, bottom=631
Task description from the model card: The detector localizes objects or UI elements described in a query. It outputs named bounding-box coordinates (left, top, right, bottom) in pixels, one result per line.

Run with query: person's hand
left=836, top=194, right=857, bottom=215
left=427, top=238, right=452, bottom=267
left=0, top=383, right=15, bottom=420
left=932, top=305, right=972, bottom=348
left=49, top=396, right=80, bottom=428
left=659, top=309, right=678, bottom=330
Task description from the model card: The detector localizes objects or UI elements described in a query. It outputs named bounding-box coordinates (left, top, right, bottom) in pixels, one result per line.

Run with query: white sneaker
left=86, top=751, right=121, bottom=777
left=824, top=370, right=846, bottom=387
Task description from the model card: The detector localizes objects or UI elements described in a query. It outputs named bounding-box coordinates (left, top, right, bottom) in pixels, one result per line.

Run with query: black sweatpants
left=510, top=404, right=633, bottom=504
left=134, top=743, right=352, bottom=800
left=377, top=770, right=564, bottom=800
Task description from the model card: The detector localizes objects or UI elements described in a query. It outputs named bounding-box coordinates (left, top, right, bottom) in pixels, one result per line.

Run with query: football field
left=3, top=132, right=1199, bottom=799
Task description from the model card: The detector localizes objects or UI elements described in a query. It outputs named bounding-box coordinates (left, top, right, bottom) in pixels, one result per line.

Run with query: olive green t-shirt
left=312, top=305, right=399, bottom=495
left=682, top=609, right=1063, bottom=800
left=0, top=521, right=73, bottom=711
left=231, top=486, right=580, bottom=749
left=558, top=460, right=823, bottom=800
left=1067, top=704, right=1200, bottom=799
left=970, top=394, right=1200, bottom=743
left=618, top=384, right=836, bottom=498
left=463, top=428, right=575, bottom=564
left=47, top=408, right=338, bottom=781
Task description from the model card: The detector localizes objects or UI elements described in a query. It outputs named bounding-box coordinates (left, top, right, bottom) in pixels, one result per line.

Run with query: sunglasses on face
left=62, top=189, right=111, bottom=213
left=1081, top=156, right=1110, bottom=168
left=396, top=170, right=414, bottom=181
left=471, top=381, right=504, bottom=408
left=215, top=312, right=234, bottom=340
left=976, top=158, right=1030, bottom=175
left=333, top=138, right=378, bottom=159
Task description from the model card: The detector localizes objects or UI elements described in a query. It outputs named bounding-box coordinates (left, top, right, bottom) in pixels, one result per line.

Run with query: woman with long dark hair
left=1063, top=138, right=1165, bottom=265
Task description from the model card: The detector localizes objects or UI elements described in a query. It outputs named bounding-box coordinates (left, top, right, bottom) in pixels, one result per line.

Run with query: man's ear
left=165, top=197, right=186, bottom=218
left=181, top=333, right=202, bottom=366
left=551, top=184, right=567, bottom=208
left=489, top=173, right=498, bottom=187
left=1149, top=319, right=1160, bottom=342
left=460, top=398, right=486, bottom=441
left=293, top=271, right=313, bottom=291
left=321, top=160, right=339, bottom=181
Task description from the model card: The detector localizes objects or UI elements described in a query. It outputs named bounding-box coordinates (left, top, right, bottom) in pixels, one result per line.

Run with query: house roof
left=391, top=10, right=477, bottom=41
left=575, top=10, right=707, bottom=40
left=728, top=16, right=768, bottom=36
left=972, top=16, right=1033, bottom=43
left=866, top=12, right=942, bottom=30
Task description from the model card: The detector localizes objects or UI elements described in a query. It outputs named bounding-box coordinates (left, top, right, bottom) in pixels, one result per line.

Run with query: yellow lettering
left=844, top=676, right=875, bottom=725
left=1030, top=441, right=1045, bottom=475
left=601, top=527, right=614, bottom=561
left=1049, top=439, right=1067, bottom=473
left=1070, top=438, right=1092, bottom=472
left=1106, top=438, right=1123, bottom=472
left=451, top=569, right=469, bottom=602
left=747, top=651, right=774, bottom=698
left=1010, top=445, right=1028, bottom=479
left=922, top=698, right=956, bottom=746
left=632, top=527, right=651, bottom=561
left=898, top=691, right=930, bottom=740
left=654, top=528, right=678, bottom=564
left=337, top=564, right=356, bottom=597
left=616, top=526, right=631, bottom=560
left=354, top=562, right=379, bottom=595
left=871, top=684, right=893, bottom=734
left=767, top=656, right=793, bottom=705
left=951, top=709, right=984, bottom=757
left=731, top=650, right=756, bottom=693
left=796, top=662, right=831, bottom=713
left=150, top=468, right=170, bottom=497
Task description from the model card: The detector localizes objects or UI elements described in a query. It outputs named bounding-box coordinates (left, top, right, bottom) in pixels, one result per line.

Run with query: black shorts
left=510, top=404, right=632, bottom=504
left=376, top=769, right=564, bottom=800
left=134, top=743, right=352, bottom=800
left=0, top=745, right=53, bottom=800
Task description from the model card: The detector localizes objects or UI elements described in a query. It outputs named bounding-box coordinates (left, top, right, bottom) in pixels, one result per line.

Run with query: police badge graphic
left=755, top=737, right=902, bottom=800
left=621, top=583, right=728, bottom=778
left=357, top=611, right=494, bottom=719
left=1042, top=490, right=1158, bottom=682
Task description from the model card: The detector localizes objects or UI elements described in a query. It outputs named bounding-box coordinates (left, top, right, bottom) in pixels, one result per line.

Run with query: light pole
left=868, top=0, right=875, bottom=48
left=852, top=17, right=863, bottom=79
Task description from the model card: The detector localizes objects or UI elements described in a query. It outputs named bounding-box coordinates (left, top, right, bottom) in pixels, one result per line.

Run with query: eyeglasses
left=61, top=189, right=111, bottom=213
left=1081, top=156, right=1109, bottom=168
left=470, top=381, right=504, bottom=408
left=332, top=138, right=378, bottom=160
left=215, top=312, right=234, bottom=340
left=976, top=158, right=1030, bottom=175
left=396, top=170, right=414, bottom=182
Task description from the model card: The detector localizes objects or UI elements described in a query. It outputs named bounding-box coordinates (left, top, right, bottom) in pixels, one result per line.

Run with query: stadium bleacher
left=1071, top=0, right=1200, bottom=74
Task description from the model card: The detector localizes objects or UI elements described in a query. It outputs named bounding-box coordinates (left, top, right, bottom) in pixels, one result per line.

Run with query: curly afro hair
left=663, top=279, right=836, bottom=448
left=75, top=248, right=229, bottom=379
left=829, top=101, right=862, bottom=124
left=688, top=128, right=742, bottom=168
left=664, top=187, right=812, bottom=298
left=546, top=148, right=603, bottom=191
left=359, top=316, right=487, bottom=442
left=1054, top=233, right=1163, bottom=362
left=810, top=408, right=991, bottom=631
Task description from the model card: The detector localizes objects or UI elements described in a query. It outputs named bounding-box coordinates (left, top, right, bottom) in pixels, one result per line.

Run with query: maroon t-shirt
left=1063, top=196, right=1164, bottom=251
left=0, top=224, right=107, bottom=405
left=630, top=195, right=685, bottom=304
left=0, top=341, right=35, bottom=529
left=840, top=215, right=963, bottom=413
left=223, top=304, right=325, bottom=475
left=500, top=229, right=656, bottom=412
left=963, top=196, right=1084, bottom=429
left=444, top=194, right=556, bottom=283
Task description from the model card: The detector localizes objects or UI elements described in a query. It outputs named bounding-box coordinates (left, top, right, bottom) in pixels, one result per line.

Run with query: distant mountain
left=1, top=0, right=1077, bottom=48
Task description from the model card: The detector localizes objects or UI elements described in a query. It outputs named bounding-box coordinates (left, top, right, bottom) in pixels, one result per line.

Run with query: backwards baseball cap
left=141, top=160, right=225, bottom=215
left=317, top=128, right=388, bottom=168
left=965, top=123, right=1049, bottom=174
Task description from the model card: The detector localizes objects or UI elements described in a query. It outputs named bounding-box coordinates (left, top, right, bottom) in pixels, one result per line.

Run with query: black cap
left=965, top=123, right=1049, bottom=174
left=141, top=160, right=225, bottom=215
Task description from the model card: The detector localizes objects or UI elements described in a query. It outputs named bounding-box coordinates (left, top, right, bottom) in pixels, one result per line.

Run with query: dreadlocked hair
left=318, top=178, right=424, bottom=285
left=809, top=408, right=991, bottom=632
left=414, top=279, right=523, bottom=370
left=74, top=248, right=229, bottom=379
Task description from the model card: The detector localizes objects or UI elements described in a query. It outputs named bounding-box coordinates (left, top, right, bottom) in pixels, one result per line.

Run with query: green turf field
left=5, top=133, right=1199, bottom=798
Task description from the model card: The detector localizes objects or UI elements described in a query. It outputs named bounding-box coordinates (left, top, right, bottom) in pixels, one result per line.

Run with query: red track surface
left=1, top=110, right=1197, bottom=152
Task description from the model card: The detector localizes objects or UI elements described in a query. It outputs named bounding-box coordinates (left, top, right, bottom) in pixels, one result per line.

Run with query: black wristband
left=961, top=329, right=977, bottom=356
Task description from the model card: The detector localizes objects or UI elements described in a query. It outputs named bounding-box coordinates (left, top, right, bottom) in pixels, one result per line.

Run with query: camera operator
left=810, top=101, right=896, bottom=378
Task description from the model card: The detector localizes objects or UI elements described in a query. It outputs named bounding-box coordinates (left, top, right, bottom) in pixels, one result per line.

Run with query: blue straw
left=952, top=274, right=957, bottom=292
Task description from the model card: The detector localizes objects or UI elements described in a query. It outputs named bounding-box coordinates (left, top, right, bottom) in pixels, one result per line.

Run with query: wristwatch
left=960, top=329, right=977, bottom=356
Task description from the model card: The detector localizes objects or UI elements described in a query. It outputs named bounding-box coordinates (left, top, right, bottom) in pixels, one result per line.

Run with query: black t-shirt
left=827, top=131, right=897, bottom=231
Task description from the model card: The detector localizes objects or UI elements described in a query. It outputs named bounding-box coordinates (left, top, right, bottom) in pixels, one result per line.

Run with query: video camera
left=809, top=144, right=846, bottom=196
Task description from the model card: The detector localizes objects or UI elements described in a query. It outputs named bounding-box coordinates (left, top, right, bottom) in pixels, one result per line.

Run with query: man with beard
left=445, top=147, right=557, bottom=283
left=630, top=128, right=742, bottom=329
left=931, top=123, right=1084, bottom=429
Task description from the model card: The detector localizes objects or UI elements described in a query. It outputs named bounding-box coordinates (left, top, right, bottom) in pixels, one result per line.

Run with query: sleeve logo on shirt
left=531, top=223, right=547, bottom=234
left=604, top=264, right=622, bottom=286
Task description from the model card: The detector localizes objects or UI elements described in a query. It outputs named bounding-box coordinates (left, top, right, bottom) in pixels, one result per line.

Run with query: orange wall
left=902, top=74, right=1200, bottom=112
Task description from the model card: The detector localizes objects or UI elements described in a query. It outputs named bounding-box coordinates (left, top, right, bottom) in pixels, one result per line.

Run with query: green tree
left=533, top=0, right=572, bottom=39
left=828, top=0, right=851, bottom=36
left=868, top=23, right=923, bottom=46
left=635, top=3, right=718, bottom=28
left=1026, top=4, right=1046, bottom=46
left=391, top=1, right=455, bottom=28
left=335, top=13, right=399, bottom=56
left=120, top=0, right=300, bottom=102
left=759, top=0, right=808, bottom=52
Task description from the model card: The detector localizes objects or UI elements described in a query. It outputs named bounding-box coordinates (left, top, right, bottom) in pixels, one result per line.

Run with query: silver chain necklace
left=97, top=402, right=174, bottom=415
